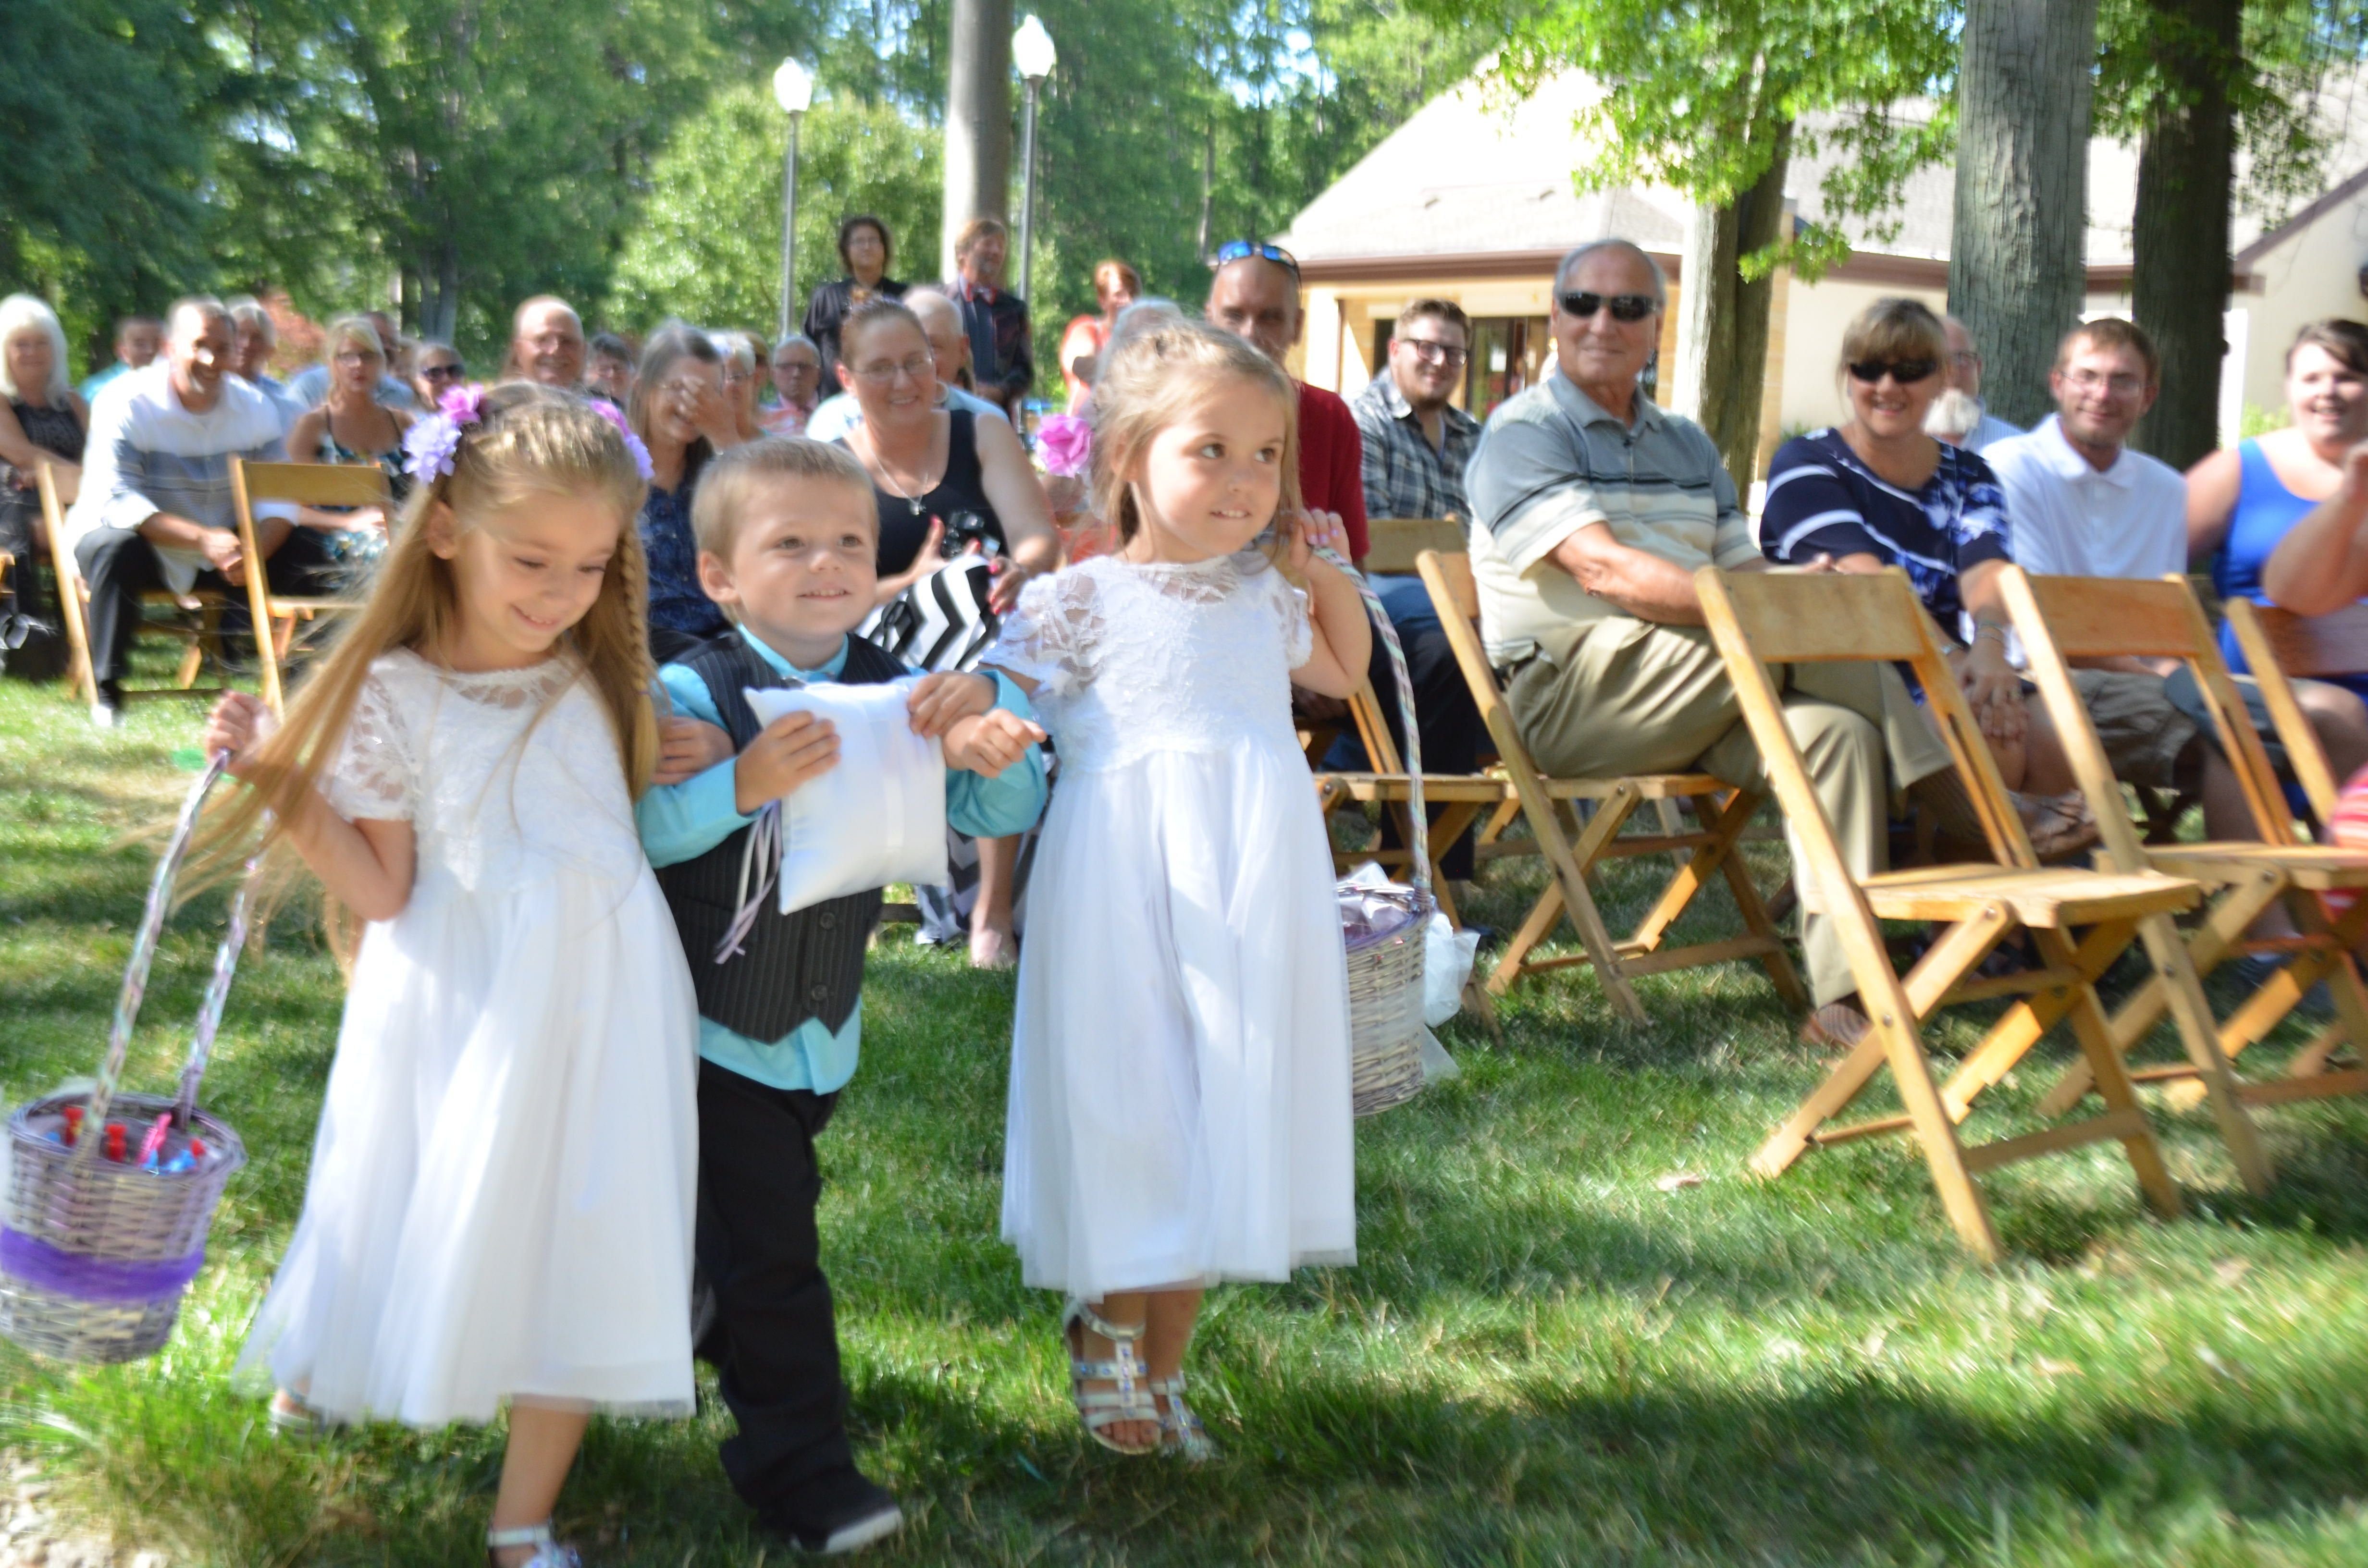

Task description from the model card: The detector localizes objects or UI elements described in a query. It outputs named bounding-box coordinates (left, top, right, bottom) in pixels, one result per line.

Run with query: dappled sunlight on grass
left=5, top=673, right=2368, bottom=1563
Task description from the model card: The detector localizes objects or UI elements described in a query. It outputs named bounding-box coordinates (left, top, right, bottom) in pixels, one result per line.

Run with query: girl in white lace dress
left=194, top=385, right=698, bottom=1568
left=984, top=321, right=1372, bottom=1458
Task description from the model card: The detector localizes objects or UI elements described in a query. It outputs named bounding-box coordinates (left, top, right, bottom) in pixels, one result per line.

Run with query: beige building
left=1271, top=68, right=2368, bottom=478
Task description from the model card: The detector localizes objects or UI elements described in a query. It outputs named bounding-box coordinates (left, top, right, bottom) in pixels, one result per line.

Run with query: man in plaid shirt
left=1339, top=299, right=1486, bottom=882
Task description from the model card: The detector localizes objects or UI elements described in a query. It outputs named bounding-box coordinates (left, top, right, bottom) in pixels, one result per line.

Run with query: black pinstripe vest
left=655, top=633, right=911, bottom=1041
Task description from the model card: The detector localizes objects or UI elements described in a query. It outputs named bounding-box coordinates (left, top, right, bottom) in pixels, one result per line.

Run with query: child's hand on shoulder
left=733, top=710, right=840, bottom=813
left=942, top=709, right=1047, bottom=777
left=906, top=671, right=998, bottom=738
left=202, top=692, right=276, bottom=779
left=654, top=716, right=734, bottom=785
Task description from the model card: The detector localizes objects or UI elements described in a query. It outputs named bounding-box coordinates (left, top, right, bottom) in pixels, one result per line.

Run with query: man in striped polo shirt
left=1464, top=239, right=1955, bottom=1045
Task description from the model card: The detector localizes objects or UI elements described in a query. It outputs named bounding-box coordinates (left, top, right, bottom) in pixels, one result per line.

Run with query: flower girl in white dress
left=985, top=320, right=1371, bottom=1458
left=195, top=384, right=699, bottom=1568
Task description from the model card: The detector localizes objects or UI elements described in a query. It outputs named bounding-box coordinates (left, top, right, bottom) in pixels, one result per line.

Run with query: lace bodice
left=985, top=551, right=1313, bottom=772
left=323, top=649, right=646, bottom=892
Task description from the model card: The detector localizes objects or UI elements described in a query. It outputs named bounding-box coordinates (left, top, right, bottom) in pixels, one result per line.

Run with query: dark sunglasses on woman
left=1847, top=357, right=1938, bottom=385
left=421, top=361, right=465, bottom=381
left=1556, top=290, right=1657, bottom=323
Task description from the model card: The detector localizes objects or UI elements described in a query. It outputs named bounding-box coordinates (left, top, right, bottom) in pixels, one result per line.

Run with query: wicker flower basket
left=0, top=756, right=252, bottom=1363
left=1334, top=560, right=1432, bottom=1118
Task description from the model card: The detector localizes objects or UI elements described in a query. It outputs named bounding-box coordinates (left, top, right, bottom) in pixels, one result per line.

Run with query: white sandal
left=1061, top=1298, right=1160, bottom=1455
left=486, top=1521, right=580, bottom=1567
left=1149, top=1372, right=1220, bottom=1462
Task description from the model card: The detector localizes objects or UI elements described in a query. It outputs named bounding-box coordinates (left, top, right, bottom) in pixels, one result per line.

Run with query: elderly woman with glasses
left=1759, top=295, right=2094, bottom=852
left=628, top=327, right=733, bottom=660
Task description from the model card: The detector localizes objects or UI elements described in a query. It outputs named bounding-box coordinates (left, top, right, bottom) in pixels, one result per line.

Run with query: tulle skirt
left=1001, top=745, right=1357, bottom=1299
left=233, top=863, right=701, bottom=1426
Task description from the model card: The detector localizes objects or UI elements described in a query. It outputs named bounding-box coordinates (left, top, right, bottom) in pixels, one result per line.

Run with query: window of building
left=1466, top=318, right=1549, bottom=419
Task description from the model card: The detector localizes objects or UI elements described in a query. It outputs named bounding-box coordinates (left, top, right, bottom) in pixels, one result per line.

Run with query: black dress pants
left=694, top=1058, right=856, bottom=1510
left=73, top=525, right=339, bottom=686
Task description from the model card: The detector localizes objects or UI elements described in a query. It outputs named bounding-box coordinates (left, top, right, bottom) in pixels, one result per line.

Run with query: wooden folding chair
left=39, top=461, right=224, bottom=706
left=229, top=458, right=385, bottom=712
left=2008, top=576, right=2368, bottom=1118
left=1698, top=565, right=2266, bottom=1260
left=1360, top=516, right=1468, bottom=575
left=1414, top=547, right=1806, bottom=1024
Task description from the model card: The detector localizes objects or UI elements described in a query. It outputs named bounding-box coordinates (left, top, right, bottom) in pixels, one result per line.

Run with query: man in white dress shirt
left=1990, top=317, right=2368, bottom=826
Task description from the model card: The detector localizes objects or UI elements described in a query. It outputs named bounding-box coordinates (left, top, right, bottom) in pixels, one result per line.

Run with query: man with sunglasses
left=1206, top=240, right=1369, bottom=564
left=1465, top=239, right=1955, bottom=1043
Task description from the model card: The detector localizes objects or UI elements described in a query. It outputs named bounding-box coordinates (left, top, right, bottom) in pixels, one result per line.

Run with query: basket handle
left=1318, top=546, right=1429, bottom=903
left=77, top=751, right=232, bottom=1160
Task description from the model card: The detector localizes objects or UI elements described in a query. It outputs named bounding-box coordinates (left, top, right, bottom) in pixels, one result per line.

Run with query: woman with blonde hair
left=0, top=293, right=87, bottom=672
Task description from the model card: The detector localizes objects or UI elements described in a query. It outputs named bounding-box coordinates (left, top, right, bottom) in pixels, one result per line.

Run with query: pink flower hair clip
left=401, top=382, right=490, bottom=489
left=586, top=396, right=656, bottom=483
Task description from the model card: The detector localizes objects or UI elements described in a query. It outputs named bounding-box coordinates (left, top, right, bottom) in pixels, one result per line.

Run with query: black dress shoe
left=759, top=1466, right=904, bottom=1556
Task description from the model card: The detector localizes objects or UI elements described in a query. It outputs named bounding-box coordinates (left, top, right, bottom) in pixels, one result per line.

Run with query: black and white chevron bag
left=861, top=553, right=1000, bottom=673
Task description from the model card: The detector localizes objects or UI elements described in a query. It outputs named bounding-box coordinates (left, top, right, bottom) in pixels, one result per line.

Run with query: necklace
left=863, top=429, right=938, bottom=515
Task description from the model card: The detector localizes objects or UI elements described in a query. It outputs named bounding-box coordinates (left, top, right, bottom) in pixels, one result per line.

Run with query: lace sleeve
left=1271, top=565, right=1315, bottom=670
left=322, top=664, right=419, bottom=821
left=982, top=569, right=1102, bottom=697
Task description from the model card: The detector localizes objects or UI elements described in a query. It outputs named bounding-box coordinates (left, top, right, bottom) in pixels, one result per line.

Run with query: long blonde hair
left=1087, top=318, right=1301, bottom=549
left=187, top=384, right=656, bottom=945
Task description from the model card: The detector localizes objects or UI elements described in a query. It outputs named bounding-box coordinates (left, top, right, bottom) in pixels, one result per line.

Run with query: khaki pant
left=1507, top=616, right=1955, bottom=1006
left=2070, top=668, right=2201, bottom=792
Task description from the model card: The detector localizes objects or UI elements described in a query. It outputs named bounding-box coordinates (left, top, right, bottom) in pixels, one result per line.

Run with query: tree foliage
left=604, top=88, right=944, bottom=335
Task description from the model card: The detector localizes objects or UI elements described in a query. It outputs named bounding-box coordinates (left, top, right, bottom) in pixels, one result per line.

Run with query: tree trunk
left=1670, top=121, right=1792, bottom=488
left=2131, top=0, right=2242, bottom=470
left=1949, top=0, right=2101, bottom=430
left=940, top=0, right=1012, bottom=281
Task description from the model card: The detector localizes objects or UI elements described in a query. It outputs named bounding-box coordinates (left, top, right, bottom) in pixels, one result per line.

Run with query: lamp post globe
left=773, top=59, right=814, bottom=340
left=1011, top=16, right=1055, bottom=306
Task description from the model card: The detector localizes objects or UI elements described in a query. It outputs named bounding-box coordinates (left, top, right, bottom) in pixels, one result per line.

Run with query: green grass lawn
left=5, top=668, right=2368, bottom=1566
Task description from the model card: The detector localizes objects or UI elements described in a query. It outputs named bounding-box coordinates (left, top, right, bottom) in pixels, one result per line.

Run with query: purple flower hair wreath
left=586, top=396, right=656, bottom=483
left=401, top=382, right=489, bottom=489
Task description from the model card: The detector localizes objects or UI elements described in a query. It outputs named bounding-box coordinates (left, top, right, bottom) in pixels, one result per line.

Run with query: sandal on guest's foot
left=1062, top=1298, right=1160, bottom=1455
left=2015, top=789, right=2101, bottom=858
left=1150, top=1372, right=1221, bottom=1462
left=486, top=1521, right=580, bottom=1568
left=970, top=923, right=1017, bottom=970
left=1799, top=1002, right=1873, bottom=1052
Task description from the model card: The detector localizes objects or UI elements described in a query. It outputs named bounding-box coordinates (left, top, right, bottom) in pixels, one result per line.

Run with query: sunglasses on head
left=1847, top=357, right=1938, bottom=385
left=1213, top=240, right=1300, bottom=278
left=1556, top=291, right=1657, bottom=323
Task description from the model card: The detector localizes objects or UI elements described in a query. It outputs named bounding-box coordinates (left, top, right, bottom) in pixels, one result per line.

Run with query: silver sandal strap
left=486, top=1526, right=555, bottom=1549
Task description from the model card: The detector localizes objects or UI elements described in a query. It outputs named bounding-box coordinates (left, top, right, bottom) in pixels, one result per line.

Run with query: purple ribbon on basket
left=0, top=1228, right=204, bottom=1305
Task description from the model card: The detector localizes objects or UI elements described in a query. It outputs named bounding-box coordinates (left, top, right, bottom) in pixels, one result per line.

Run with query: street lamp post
left=772, top=58, right=815, bottom=343
left=1011, top=15, right=1056, bottom=306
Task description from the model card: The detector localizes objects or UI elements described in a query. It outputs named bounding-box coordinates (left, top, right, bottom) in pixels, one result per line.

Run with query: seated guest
left=0, top=294, right=89, bottom=675
left=2197, top=318, right=2368, bottom=701
left=806, top=289, right=1006, bottom=443
left=714, top=331, right=769, bottom=445
left=586, top=331, right=637, bottom=406
left=78, top=315, right=161, bottom=403
left=1942, top=315, right=2022, bottom=451
left=1058, top=258, right=1138, bottom=412
left=410, top=340, right=464, bottom=409
left=1761, top=296, right=2095, bottom=850
left=502, top=295, right=588, bottom=390
left=629, top=327, right=731, bottom=661
left=286, top=310, right=418, bottom=411
left=1468, top=240, right=1961, bottom=1050
left=1206, top=240, right=1368, bottom=562
left=802, top=214, right=908, bottom=377
left=1924, top=387, right=1983, bottom=449
left=1344, top=297, right=1487, bottom=880
left=761, top=333, right=823, bottom=436
left=287, top=315, right=413, bottom=550
left=226, top=297, right=302, bottom=433
left=66, top=297, right=332, bottom=726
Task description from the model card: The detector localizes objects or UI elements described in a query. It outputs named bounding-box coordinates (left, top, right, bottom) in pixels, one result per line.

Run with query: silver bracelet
left=1974, top=624, right=2010, bottom=646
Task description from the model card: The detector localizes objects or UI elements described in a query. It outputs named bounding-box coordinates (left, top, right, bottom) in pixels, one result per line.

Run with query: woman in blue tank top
left=2191, top=319, right=2368, bottom=699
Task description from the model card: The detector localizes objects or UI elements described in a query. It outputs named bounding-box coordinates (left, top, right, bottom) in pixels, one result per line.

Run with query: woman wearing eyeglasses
left=1760, top=295, right=2095, bottom=854
left=288, top=317, right=414, bottom=561
left=802, top=215, right=909, bottom=384
left=834, top=297, right=1059, bottom=968
left=629, top=327, right=733, bottom=660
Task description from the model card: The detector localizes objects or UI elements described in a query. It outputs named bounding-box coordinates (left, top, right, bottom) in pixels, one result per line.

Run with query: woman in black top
left=831, top=296, right=1058, bottom=971
left=0, top=294, right=90, bottom=676
left=802, top=215, right=909, bottom=379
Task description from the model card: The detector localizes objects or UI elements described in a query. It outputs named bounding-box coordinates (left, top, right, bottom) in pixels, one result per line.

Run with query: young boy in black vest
left=636, top=437, right=1046, bottom=1554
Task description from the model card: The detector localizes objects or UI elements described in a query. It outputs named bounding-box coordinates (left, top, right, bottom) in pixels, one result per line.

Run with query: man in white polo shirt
left=1990, top=317, right=2368, bottom=824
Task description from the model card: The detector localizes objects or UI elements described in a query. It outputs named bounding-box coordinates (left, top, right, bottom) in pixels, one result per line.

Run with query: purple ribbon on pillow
left=0, top=1228, right=204, bottom=1304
